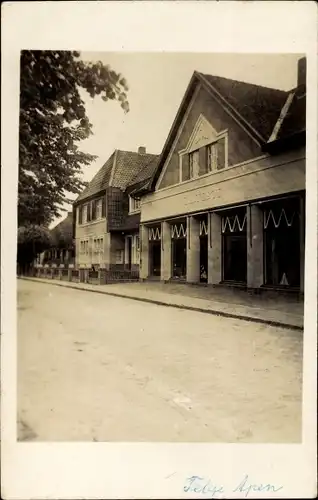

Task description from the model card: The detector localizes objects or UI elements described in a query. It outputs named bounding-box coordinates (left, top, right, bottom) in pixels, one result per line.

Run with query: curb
left=19, top=277, right=303, bottom=331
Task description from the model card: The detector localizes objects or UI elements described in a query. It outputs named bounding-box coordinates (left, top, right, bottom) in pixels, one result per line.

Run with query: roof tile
left=75, top=150, right=159, bottom=204
left=200, top=73, right=288, bottom=142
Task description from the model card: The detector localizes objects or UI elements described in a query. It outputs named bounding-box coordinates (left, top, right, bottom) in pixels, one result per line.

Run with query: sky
left=52, top=52, right=302, bottom=227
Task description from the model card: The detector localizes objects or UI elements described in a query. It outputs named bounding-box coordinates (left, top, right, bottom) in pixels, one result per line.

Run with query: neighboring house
left=41, top=211, right=75, bottom=266
left=73, top=147, right=159, bottom=270
left=135, top=58, right=306, bottom=292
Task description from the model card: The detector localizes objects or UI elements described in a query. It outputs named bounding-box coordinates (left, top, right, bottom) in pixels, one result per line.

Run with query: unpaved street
left=17, top=279, right=303, bottom=442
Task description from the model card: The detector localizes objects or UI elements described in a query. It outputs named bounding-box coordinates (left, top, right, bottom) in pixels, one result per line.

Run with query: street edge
left=19, top=277, right=304, bottom=332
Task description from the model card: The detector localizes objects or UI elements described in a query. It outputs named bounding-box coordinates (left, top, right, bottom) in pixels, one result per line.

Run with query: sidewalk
left=20, top=277, right=304, bottom=330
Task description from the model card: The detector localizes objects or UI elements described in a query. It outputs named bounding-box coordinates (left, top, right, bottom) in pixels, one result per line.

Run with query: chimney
left=297, top=57, right=306, bottom=87
left=138, top=146, right=146, bottom=154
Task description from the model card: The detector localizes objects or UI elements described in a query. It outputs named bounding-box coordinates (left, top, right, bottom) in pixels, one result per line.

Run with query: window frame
left=77, top=196, right=106, bottom=226
left=129, top=196, right=141, bottom=214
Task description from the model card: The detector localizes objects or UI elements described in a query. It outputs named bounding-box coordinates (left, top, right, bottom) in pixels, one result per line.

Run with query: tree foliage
left=17, top=224, right=53, bottom=271
left=19, top=50, right=129, bottom=226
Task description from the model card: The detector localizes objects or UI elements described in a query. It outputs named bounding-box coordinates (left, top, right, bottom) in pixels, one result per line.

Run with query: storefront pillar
left=186, top=216, right=200, bottom=283
left=247, top=205, right=264, bottom=288
left=208, top=212, right=222, bottom=284
left=161, top=221, right=172, bottom=281
left=299, top=197, right=305, bottom=293
left=139, top=225, right=149, bottom=280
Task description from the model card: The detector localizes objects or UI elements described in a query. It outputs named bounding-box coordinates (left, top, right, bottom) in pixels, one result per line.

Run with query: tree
left=17, top=225, right=53, bottom=274
left=19, top=50, right=129, bottom=226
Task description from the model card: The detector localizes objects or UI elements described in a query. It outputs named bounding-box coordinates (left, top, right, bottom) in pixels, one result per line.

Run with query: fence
left=21, top=266, right=140, bottom=285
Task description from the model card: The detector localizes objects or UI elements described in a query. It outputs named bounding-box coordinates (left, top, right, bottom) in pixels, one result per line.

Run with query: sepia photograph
left=2, top=2, right=317, bottom=499
left=17, top=51, right=306, bottom=444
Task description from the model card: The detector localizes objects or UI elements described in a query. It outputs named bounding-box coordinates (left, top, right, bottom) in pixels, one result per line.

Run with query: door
left=127, top=237, right=132, bottom=270
left=150, top=240, right=161, bottom=276
left=223, top=234, right=247, bottom=283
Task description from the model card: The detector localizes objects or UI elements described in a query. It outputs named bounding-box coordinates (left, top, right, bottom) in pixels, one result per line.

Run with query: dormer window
left=129, top=196, right=141, bottom=214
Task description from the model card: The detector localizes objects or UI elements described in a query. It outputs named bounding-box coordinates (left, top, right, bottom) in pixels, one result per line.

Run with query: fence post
left=68, top=269, right=72, bottom=282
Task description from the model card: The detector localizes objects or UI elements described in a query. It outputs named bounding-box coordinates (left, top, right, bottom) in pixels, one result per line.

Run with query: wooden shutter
left=182, top=154, right=190, bottom=181
left=217, top=137, right=226, bottom=170
left=199, top=147, right=208, bottom=176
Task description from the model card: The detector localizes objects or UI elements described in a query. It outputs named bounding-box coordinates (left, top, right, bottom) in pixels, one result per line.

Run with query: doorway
left=222, top=208, right=247, bottom=283
left=150, top=240, right=161, bottom=276
left=171, top=220, right=187, bottom=280
left=127, top=236, right=132, bottom=270
left=172, top=238, right=187, bottom=279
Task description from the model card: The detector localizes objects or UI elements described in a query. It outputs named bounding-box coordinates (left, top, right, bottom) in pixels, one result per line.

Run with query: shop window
left=264, top=199, right=300, bottom=288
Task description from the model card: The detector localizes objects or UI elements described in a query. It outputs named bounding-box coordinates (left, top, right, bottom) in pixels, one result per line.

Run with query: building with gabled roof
left=40, top=211, right=75, bottom=267
left=135, top=57, right=306, bottom=292
left=73, top=146, right=159, bottom=270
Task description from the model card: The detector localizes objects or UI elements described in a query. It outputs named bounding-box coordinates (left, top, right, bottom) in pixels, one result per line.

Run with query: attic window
left=180, top=132, right=227, bottom=182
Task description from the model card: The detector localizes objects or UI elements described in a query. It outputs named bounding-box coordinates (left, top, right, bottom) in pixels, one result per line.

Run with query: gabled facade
left=73, top=147, right=159, bottom=270
left=136, top=58, right=306, bottom=292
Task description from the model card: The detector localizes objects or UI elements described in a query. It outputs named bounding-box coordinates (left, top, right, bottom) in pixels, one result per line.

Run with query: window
left=78, top=197, right=106, bottom=225
left=82, top=205, right=88, bottom=224
left=80, top=239, right=89, bottom=254
left=207, top=143, right=216, bottom=171
left=180, top=134, right=227, bottom=182
left=129, top=196, right=141, bottom=213
left=94, top=237, right=103, bottom=254
left=189, top=150, right=200, bottom=178
left=207, top=137, right=226, bottom=172
left=136, top=235, right=140, bottom=251
left=91, top=200, right=97, bottom=220
left=86, top=203, right=91, bottom=222
left=115, top=249, right=124, bottom=264
left=96, top=199, right=103, bottom=219
left=78, top=206, right=83, bottom=225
